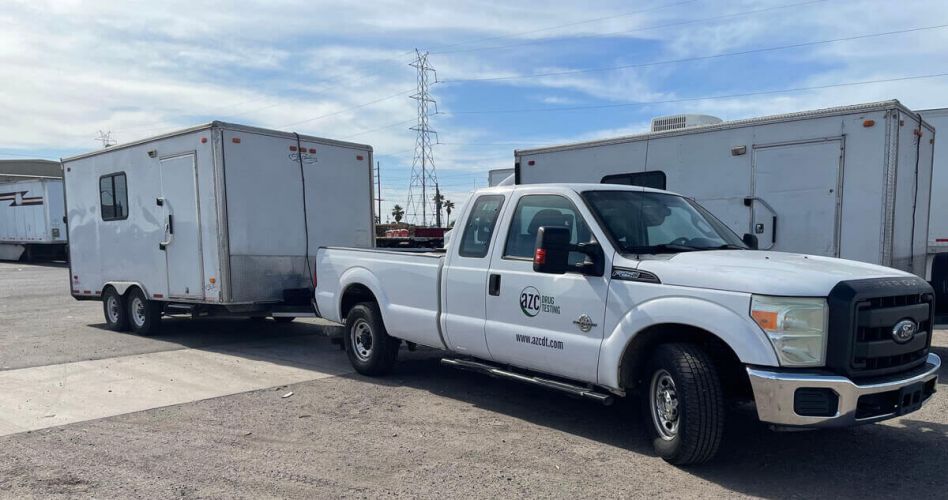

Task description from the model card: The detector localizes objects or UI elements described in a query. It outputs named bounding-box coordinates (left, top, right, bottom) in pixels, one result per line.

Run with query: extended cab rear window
left=458, top=195, right=505, bottom=258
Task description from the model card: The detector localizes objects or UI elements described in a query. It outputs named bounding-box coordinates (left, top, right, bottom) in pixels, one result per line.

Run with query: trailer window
left=458, top=195, right=505, bottom=258
left=100, top=173, right=128, bottom=221
left=601, top=171, right=666, bottom=190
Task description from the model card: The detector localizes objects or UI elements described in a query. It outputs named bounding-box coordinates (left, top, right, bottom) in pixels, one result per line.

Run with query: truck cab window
left=99, top=173, right=128, bottom=221
left=458, top=195, right=505, bottom=258
left=503, top=195, right=593, bottom=264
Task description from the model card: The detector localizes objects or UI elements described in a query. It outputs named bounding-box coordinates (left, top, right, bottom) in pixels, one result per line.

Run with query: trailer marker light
left=232, top=137, right=241, bottom=144
left=528, top=160, right=535, bottom=166
left=289, top=145, right=298, bottom=151
left=534, top=248, right=547, bottom=265
left=936, top=238, right=948, bottom=243
left=200, top=137, right=208, bottom=143
left=209, top=277, right=216, bottom=284
left=309, top=148, right=316, bottom=153
left=863, top=119, right=875, bottom=127
left=83, top=290, right=91, bottom=295
left=153, top=293, right=164, bottom=298
left=356, top=155, right=364, bottom=161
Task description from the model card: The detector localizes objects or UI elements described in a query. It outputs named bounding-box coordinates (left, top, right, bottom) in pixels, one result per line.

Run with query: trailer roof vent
left=651, top=114, right=723, bottom=132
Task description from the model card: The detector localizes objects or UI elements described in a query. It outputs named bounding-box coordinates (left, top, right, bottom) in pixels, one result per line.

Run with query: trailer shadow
left=355, top=350, right=948, bottom=498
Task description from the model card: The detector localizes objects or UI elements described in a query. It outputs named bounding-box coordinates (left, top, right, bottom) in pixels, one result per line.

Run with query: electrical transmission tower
left=95, top=130, right=116, bottom=148
left=405, top=49, right=439, bottom=226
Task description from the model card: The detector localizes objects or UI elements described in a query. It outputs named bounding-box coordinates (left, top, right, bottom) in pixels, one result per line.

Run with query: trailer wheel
left=344, top=302, right=398, bottom=376
left=643, top=343, right=724, bottom=466
left=273, top=316, right=296, bottom=323
left=102, top=287, right=130, bottom=332
left=127, top=287, right=162, bottom=336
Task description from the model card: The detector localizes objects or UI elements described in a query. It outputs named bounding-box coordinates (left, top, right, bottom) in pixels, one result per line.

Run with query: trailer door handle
left=159, top=215, right=174, bottom=250
left=488, top=274, right=501, bottom=296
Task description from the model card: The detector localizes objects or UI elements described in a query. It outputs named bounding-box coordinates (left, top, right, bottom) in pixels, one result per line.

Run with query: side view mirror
left=534, top=226, right=604, bottom=276
left=742, top=233, right=759, bottom=250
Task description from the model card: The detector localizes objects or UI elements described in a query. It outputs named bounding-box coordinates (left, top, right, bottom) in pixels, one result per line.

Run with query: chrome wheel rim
left=350, top=319, right=373, bottom=361
left=131, top=297, right=146, bottom=327
left=650, top=369, right=680, bottom=440
left=106, top=295, right=120, bottom=324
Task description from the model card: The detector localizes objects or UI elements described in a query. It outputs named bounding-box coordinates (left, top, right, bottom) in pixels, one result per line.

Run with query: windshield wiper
left=703, top=244, right=745, bottom=250
left=626, top=244, right=702, bottom=254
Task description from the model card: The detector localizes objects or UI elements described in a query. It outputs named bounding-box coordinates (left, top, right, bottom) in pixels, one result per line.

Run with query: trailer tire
left=344, top=302, right=398, bottom=376
left=102, top=287, right=130, bottom=332
left=127, top=287, right=162, bottom=336
left=643, top=343, right=724, bottom=466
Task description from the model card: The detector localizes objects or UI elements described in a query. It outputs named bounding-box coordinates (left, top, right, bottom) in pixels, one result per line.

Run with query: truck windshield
left=582, top=190, right=746, bottom=254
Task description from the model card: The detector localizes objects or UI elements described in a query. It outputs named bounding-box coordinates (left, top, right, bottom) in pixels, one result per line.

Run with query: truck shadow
left=367, top=350, right=948, bottom=498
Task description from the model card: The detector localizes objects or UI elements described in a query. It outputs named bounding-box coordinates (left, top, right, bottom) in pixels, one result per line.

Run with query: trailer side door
left=159, top=152, right=205, bottom=299
left=752, top=139, right=843, bottom=256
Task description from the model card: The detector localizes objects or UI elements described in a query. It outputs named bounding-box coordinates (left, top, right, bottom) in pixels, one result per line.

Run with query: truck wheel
left=344, top=303, right=398, bottom=376
left=102, top=287, right=130, bottom=332
left=643, top=343, right=724, bottom=465
left=127, top=288, right=162, bottom=336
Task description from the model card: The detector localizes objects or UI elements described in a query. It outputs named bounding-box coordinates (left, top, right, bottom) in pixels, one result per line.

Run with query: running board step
left=441, top=358, right=614, bottom=406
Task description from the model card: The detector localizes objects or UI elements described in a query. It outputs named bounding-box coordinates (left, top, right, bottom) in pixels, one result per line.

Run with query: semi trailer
left=0, top=177, right=67, bottom=261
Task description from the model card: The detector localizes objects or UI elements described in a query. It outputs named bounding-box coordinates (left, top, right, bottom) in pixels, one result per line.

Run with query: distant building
left=0, top=159, right=62, bottom=182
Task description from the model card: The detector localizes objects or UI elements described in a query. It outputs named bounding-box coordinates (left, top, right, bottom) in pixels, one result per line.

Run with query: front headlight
left=750, top=295, right=828, bottom=367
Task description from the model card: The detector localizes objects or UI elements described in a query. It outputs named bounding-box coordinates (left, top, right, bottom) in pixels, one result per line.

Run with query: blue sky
left=2, top=0, right=947, bottom=223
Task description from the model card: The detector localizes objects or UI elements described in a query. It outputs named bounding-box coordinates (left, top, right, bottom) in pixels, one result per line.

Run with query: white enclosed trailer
left=919, top=107, right=948, bottom=314
left=487, top=167, right=515, bottom=186
left=63, top=121, right=374, bottom=334
left=0, top=177, right=67, bottom=261
left=514, top=101, right=941, bottom=308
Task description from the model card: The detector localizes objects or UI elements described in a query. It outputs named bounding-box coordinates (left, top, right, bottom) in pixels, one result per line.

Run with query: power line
left=341, top=118, right=417, bottom=139
left=441, top=23, right=948, bottom=83
left=419, top=0, right=696, bottom=54
left=431, top=0, right=829, bottom=55
left=279, top=88, right=416, bottom=128
left=448, top=72, right=948, bottom=114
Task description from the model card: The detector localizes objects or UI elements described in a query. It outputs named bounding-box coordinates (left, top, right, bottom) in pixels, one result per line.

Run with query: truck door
left=751, top=139, right=843, bottom=256
left=442, top=194, right=507, bottom=359
left=483, top=193, right=609, bottom=384
left=158, top=152, right=205, bottom=300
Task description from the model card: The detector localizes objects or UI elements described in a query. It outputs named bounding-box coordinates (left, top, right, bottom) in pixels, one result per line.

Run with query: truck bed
left=315, top=247, right=446, bottom=349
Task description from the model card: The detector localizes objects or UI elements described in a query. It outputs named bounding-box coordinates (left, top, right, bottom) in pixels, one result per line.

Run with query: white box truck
left=314, top=182, right=939, bottom=465
left=0, top=177, right=67, bottom=261
left=63, top=121, right=374, bottom=335
left=513, top=101, right=943, bottom=310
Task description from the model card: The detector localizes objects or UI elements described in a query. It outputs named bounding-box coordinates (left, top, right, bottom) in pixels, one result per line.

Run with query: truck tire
left=344, top=303, right=398, bottom=376
left=127, top=287, right=162, bottom=336
left=643, top=343, right=724, bottom=465
left=102, top=287, right=130, bottom=332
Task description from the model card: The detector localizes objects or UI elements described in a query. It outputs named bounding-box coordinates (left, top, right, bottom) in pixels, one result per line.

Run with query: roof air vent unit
left=650, top=114, right=723, bottom=132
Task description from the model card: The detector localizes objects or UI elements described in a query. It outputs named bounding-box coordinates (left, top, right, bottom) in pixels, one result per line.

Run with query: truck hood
left=627, top=250, right=915, bottom=296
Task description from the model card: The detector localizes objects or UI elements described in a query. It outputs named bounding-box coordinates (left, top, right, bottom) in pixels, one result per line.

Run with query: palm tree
left=391, top=204, right=404, bottom=223
left=444, top=199, right=455, bottom=226
left=433, top=191, right=445, bottom=227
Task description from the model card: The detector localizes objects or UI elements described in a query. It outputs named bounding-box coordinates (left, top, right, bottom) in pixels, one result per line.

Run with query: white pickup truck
left=314, top=183, right=940, bottom=464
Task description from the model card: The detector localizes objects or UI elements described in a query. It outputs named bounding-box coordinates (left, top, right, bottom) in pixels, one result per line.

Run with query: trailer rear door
left=159, top=152, right=205, bottom=299
left=751, top=139, right=843, bottom=256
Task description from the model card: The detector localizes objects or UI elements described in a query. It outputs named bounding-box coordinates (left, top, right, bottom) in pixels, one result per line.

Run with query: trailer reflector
left=153, top=294, right=164, bottom=298
left=528, top=160, right=535, bottom=166
left=309, top=148, right=316, bottom=153
left=232, top=137, right=241, bottom=144
left=200, top=137, right=208, bottom=144
left=356, top=155, right=364, bottom=161
left=863, top=120, right=875, bottom=127
left=289, top=146, right=298, bottom=151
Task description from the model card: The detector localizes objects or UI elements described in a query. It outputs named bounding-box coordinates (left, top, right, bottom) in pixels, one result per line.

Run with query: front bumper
left=747, top=353, right=940, bottom=427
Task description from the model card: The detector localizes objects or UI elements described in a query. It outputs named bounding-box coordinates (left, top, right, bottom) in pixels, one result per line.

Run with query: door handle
left=488, top=274, right=501, bottom=296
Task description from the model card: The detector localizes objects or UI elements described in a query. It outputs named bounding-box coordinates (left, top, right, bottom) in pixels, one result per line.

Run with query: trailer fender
left=104, top=281, right=151, bottom=299
left=597, top=296, right=779, bottom=389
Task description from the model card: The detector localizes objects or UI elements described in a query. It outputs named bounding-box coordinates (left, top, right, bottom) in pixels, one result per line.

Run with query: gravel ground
left=0, top=261, right=946, bottom=499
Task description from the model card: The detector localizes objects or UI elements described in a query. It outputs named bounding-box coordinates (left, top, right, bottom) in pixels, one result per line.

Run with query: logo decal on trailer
left=0, top=191, right=43, bottom=207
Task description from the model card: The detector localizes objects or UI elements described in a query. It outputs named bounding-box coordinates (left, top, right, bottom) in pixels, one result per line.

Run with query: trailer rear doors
left=159, top=152, right=204, bottom=299
left=751, top=139, right=843, bottom=256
